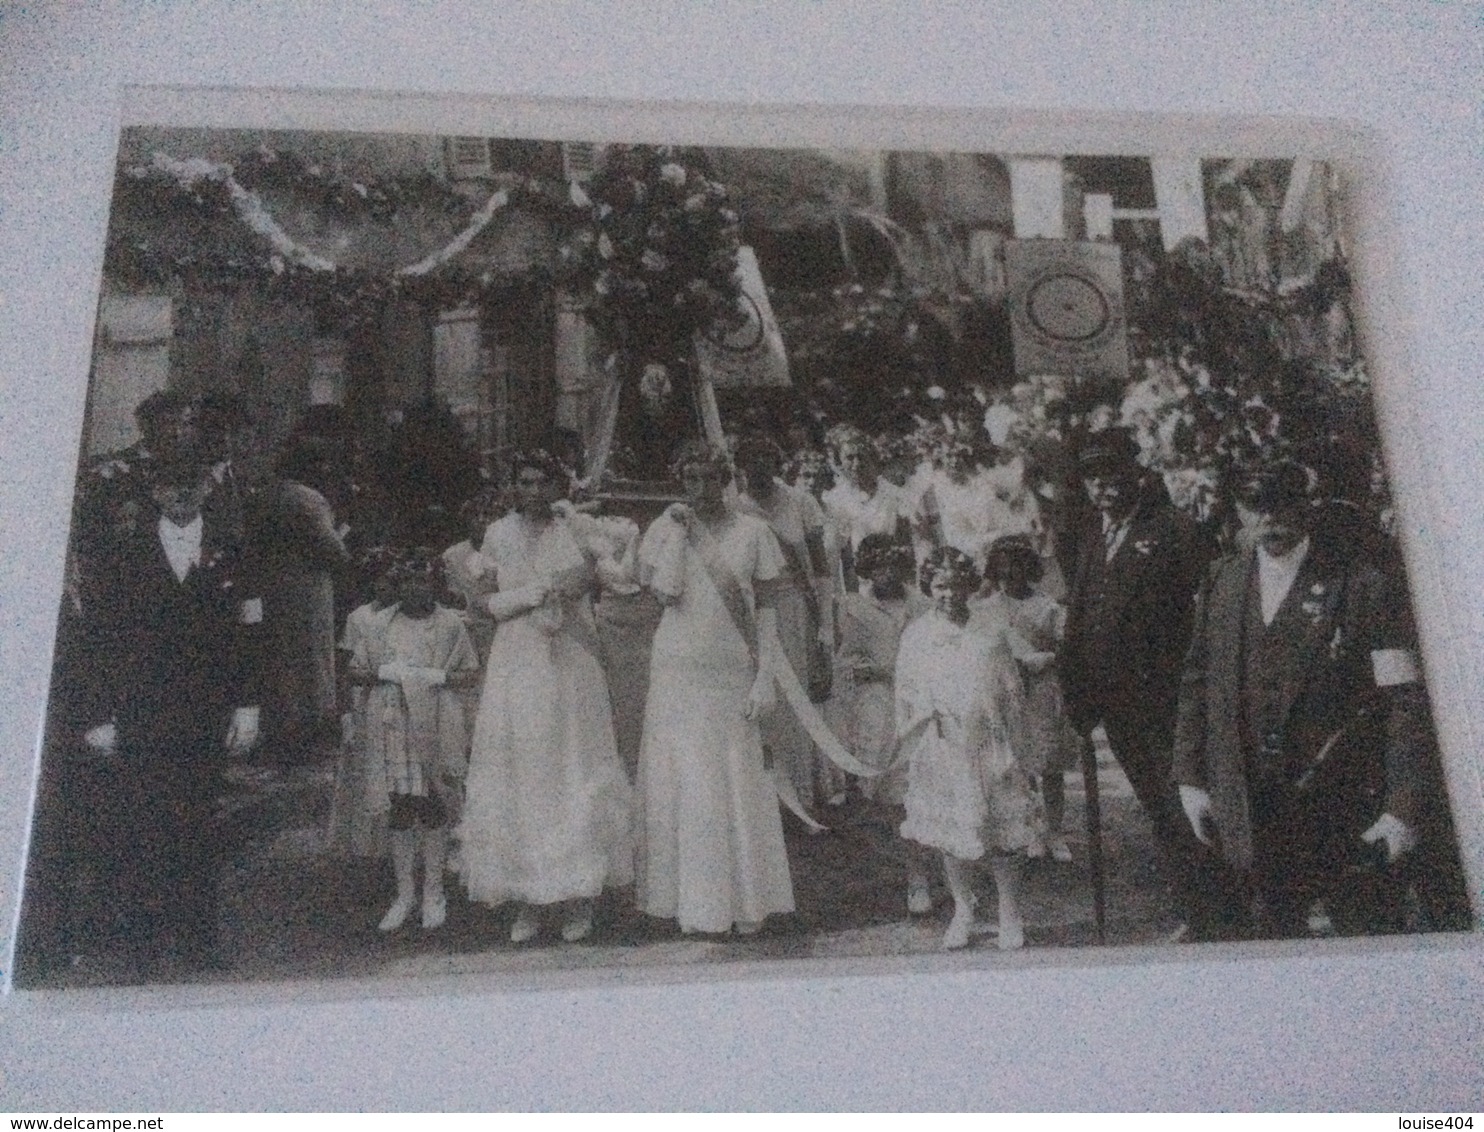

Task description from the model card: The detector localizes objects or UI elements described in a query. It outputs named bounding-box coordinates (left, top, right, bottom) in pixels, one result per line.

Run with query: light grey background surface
left=1, top=2, right=1481, bottom=1110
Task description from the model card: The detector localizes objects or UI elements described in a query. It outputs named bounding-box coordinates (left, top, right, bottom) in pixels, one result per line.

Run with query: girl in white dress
left=636, top=443, right=795, bottom=935
left=458, top=452, right=633, bottom=944
left=349, top=551, right=481, bottom=932
left=969, top=533, right=1082, bottom=863
left=896, top=546, right=1045, bottom=950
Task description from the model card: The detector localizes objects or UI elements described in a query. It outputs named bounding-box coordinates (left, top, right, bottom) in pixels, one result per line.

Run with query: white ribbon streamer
left=767, top=648, right=881, bottom=779
left=771, top=761, right=828, bottom=833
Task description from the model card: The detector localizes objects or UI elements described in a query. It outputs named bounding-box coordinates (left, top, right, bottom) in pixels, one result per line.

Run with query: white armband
left=1371, top=648, right=1420, bottom=687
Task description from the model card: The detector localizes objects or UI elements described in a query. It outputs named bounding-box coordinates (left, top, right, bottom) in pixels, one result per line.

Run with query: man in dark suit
left=1172, top=461, right=1436, bottom=938
left=80, top=451, right=261, bottom=975
left=1061, top=428, right=1217, bottom=937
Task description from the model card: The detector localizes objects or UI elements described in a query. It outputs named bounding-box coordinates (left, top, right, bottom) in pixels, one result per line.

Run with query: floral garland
left=973, top=351, right=1387, bottom=529
left=104, top=145, right=746, bottom=357
left=144, top=152, right=516, bottom=278
left=107, top=168, right=480, bottom=327
left=228, top=147, right=470, bottom=225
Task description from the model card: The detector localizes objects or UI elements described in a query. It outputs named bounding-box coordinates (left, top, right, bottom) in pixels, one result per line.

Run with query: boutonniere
left=1328, top=626, right=1344, bottom=659
left=200, top=548, right=235, bottom=588
left=1300, top=582, right=1327, bottom=622
left=1133, top=538, right=1155, bottom=556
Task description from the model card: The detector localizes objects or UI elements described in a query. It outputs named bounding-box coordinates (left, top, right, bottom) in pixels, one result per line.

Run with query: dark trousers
left=115, top=737, right=226, bottom=970
left=12, top=739, right=128, bottom=980
left=1199, top=826, right=1470, bottom=941
left=1102, top=713, right=1238, bottom=937
left=1236, top=787, right=1406, bottom=939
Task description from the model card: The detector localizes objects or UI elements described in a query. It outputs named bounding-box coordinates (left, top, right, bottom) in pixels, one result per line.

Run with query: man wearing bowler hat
left=1172, top=459, right=1433, bottom=938
left=1062, top=427, right=1216, bottom=939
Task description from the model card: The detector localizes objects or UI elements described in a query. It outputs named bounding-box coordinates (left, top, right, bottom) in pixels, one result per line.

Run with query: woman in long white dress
left=458, top=452, right=632, bottom=944
left=636, top=443, right=795, bottom=935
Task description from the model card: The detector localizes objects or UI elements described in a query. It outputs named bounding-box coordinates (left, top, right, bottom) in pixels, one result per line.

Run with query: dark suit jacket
left=1062, top=485, right=1208, bottom=740
left=1171, top=539, right=1427, bottom=873
left=82, top=515, right=260, bottom=764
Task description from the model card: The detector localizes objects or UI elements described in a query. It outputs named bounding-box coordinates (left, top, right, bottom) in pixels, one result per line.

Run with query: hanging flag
left=694, top=246, right=791, bottom=389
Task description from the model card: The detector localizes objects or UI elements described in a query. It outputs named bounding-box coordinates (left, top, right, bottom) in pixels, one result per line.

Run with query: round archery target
left=1006, top=239, right=1129, bottom=381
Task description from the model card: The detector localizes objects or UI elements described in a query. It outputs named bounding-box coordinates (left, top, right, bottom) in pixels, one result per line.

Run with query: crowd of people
left=27, top=379, right=1472, bottom=982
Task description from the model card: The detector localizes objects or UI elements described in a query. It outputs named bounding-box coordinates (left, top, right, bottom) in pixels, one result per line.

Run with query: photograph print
left=14, top=116, right=1476, bottom=989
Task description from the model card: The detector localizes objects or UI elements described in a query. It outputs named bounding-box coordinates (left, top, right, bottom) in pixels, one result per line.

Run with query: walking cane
left=1080, top=730, right=1107, bottom=944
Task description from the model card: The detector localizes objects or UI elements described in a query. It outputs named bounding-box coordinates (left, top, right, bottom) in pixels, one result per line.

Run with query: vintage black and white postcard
left=12, top=90, right=1477, bottom=991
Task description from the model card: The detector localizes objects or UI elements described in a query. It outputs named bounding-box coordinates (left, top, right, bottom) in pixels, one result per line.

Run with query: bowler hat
left=1077, top=428, right=1142, bottom=478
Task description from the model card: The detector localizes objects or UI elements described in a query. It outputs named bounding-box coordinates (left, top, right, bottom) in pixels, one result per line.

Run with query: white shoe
left=561, top=904, right=593, bottom=942
left=1047, top=834, right=1072, bottom=863
left=907, top=878, right=932, bottom=915
left=421, top=892, right=447, bottom=931
left=997, top=921, right=1025, bottom=951
left=510, top=906, right=539, bottom=943
left=378, top=896, right=413, bottom=933
left=942, top=908, right=974, bottom=950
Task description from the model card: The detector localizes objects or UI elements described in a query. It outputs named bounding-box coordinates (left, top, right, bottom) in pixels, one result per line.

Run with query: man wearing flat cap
left=1062, top=427, right=1216, bottom=937
left=1172, top=459, right=1432, bottom=937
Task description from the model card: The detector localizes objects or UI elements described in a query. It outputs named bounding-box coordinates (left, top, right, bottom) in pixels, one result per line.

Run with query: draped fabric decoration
left=579, top=369, right=626, bottom=489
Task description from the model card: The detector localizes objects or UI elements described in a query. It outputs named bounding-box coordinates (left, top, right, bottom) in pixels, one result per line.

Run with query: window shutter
left=445, top=136, right=493, bottom=180
left=562, top=142, right=601, bottom=183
